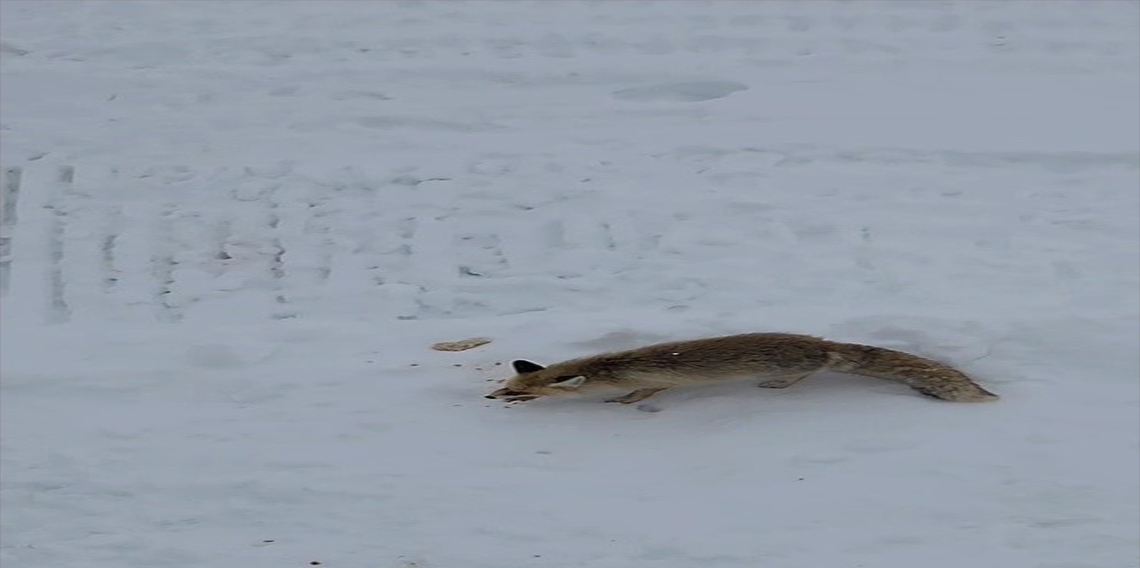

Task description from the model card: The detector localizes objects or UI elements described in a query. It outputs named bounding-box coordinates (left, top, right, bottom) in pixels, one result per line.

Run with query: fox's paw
left=912, top=382, right=1000, bottom=402
left=757, top=379, right=794, bottom=388
left=757, top=373, right=811, bottom=389
left=605, top=388, right=668, bottom=404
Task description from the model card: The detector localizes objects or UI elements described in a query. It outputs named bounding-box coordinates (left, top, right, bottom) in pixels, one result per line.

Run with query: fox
left=485, top=333, right=998, bottom=405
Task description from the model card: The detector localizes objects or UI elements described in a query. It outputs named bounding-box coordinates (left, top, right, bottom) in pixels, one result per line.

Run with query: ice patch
left=612, top=80, right=749, bottom=102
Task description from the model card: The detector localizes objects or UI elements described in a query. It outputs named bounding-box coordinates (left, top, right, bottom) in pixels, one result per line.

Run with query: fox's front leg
left=605, top=388, right=669, bottom=404
left=757, top=373, right=813, bottom=389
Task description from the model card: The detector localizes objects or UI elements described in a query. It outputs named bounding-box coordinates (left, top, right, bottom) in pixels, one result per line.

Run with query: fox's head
left=484, top=360, right=594, bottom=402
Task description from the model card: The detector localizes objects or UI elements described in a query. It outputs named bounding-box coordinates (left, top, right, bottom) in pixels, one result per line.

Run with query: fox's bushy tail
left=824, top=342, right=999, bottom=402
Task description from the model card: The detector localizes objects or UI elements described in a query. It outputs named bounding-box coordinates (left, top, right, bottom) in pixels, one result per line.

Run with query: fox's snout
left=485, top=388, right=539, bottom=402
left=485, top=387, right=516, bottom=399
left=484, top=387, right=513, bottom=399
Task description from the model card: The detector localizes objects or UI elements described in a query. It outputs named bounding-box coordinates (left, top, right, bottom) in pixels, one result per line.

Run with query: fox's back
left=569, top=333, right=832, bottom=380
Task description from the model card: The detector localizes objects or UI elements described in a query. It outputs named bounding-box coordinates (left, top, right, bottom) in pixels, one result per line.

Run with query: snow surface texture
left=1, top=1, right=1138, bottom=567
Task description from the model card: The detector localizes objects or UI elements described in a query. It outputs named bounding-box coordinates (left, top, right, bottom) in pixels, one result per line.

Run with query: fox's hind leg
left=757, top=372, right=813, bottom=389
left=605, top=388, right=669, bottom=404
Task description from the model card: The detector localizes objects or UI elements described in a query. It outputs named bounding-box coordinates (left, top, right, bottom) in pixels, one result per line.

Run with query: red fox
left=485, top=333, right=999, bottom=404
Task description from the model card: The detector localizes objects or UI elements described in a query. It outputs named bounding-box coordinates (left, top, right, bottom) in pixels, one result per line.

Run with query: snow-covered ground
left=1, top=1, right=1137, bottom=567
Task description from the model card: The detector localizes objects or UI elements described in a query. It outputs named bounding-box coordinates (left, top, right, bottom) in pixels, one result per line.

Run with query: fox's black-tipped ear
left=512, top=360, right=545, bottom=374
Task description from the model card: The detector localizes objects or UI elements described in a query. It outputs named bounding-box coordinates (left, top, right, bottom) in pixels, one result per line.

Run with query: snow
left=1, top=1, right=1137, bottom=567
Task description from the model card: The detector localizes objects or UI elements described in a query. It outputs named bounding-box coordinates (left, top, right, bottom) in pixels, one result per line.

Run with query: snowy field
left=1, top=1, right=1138, bottom=567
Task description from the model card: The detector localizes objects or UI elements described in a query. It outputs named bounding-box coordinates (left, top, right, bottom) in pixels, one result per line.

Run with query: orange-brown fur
left=485, top=333, right=998, bottom=404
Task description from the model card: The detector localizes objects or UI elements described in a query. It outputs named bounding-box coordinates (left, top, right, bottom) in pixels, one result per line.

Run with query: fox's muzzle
left=485, top=388, right=539, bottom=402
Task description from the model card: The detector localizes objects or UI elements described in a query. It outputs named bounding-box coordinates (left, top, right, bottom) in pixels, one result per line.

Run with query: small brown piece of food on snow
left=431, top=337, right=492, bottom=352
